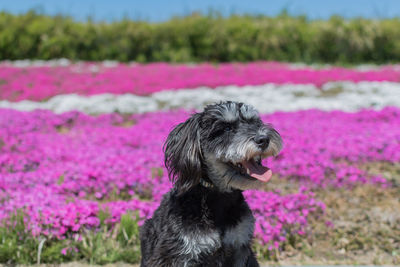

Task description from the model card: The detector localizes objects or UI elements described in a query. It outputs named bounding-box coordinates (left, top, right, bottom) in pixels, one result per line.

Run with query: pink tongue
left=241, top=160, right=272, bottom=182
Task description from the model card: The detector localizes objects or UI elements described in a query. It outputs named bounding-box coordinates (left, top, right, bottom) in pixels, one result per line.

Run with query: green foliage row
left=2, top=11, right=400, bottom=63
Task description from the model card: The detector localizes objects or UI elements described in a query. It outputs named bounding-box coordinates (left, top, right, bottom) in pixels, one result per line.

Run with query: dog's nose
left=254, top=135, right=270, bottom=149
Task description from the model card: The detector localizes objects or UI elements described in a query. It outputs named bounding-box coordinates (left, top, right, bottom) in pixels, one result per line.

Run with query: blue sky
left=1, top=0, right=400, bottom=22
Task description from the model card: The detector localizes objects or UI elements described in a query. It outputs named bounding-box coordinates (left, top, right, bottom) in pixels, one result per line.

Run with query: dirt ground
left=261, top=161, right=400, bottom=266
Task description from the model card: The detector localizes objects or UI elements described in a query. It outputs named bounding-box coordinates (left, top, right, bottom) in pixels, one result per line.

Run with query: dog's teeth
left=253, top=156, right=262, bottom=165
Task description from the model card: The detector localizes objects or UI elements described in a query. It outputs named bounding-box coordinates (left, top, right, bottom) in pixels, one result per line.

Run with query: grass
left=0, top=211, right=141, bottom=265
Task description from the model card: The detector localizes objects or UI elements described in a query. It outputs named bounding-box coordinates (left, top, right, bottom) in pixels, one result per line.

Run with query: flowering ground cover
left=1, top=62, right=400, bottom=101
left=1, top=107, right=399, bottom=264
left=3, top=81, right=400, bottom=114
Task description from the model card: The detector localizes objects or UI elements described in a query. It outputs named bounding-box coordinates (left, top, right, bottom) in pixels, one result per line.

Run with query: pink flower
left=1, top=62, right=400, bottom=101
left=0, top=104, right=398, bottom=249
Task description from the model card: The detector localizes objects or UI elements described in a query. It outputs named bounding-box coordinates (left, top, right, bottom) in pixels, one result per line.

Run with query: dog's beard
left=207, top=158, right=267, bottom=191
left=205, top=130, right=282, bottom=191
left=205, top=136, right=282, bottom=191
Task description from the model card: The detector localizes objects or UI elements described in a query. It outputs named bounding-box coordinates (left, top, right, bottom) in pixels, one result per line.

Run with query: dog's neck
left=174, top=183, right=247, bottom=227
left=199, top=178, right=214, bottom=188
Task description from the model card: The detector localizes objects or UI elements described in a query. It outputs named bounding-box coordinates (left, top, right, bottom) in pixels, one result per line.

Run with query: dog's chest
left=178, top=214, right=254, bottom=259
left=222, top=213, right=255, bottom=247
left=179, top=230, right=221, bottom=259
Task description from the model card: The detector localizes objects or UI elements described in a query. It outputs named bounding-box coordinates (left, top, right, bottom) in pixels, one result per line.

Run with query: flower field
left=1, top=62, right=400, bottom=101
left=2, top=62, right=400, bottom=114
left=0, top=61, right=399, bottom=265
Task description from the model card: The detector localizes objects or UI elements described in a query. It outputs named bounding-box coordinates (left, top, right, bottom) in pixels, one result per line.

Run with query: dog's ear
left=164, top=113, right=203, bottom=195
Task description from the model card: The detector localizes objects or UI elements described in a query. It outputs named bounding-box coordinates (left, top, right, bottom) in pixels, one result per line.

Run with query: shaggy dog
left=140, top=101, right=283, bottom=267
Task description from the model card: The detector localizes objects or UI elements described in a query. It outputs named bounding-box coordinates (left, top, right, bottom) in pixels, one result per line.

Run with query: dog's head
left=164, top=101, right=282, bottom=194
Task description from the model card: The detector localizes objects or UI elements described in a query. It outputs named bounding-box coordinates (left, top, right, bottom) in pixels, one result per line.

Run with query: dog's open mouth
left=229, top=155, right=273, bottom=183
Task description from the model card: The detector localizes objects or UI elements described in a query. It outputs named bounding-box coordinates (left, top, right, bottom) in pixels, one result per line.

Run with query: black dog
left=140, top=101, right=282, bottom=267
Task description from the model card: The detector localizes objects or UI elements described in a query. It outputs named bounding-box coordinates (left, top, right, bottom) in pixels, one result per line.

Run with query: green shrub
left=2, top=10, right=400, bottom=63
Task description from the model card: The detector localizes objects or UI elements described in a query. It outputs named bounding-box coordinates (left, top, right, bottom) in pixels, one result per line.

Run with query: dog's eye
left=224, top=126, right=232, bottom=132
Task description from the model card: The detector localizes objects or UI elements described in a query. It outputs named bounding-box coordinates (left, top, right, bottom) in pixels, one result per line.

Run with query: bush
left=1, top=11, right=400, bottom=63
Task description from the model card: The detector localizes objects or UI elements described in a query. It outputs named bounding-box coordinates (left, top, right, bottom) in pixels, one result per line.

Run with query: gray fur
left=179, top=230, right=221, bottom=258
